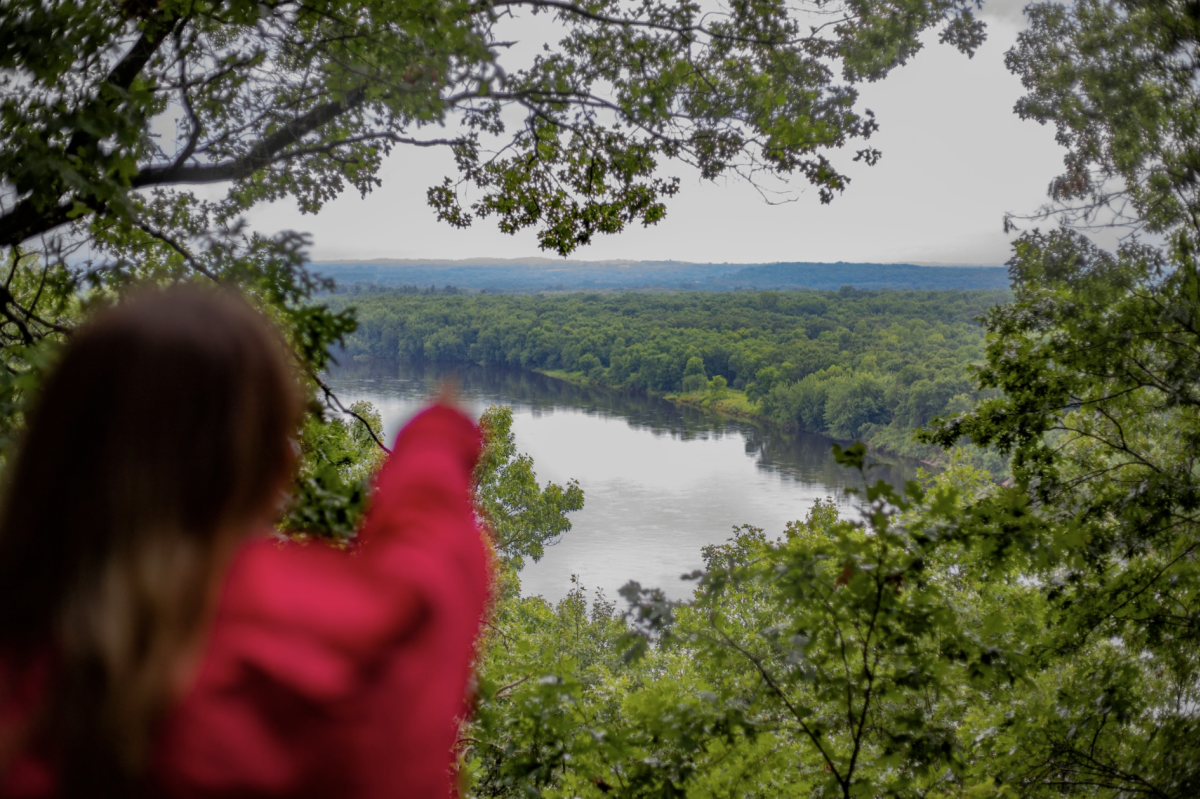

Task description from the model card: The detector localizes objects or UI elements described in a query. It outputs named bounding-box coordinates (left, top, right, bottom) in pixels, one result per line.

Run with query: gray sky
left=247, top=4, right=1063, bottom=266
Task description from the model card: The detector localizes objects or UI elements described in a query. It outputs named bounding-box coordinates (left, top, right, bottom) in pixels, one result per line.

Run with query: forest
left=334, top=289, right=1007, bottom=466
left=1, top=0, right=1199, bottom=795
left=315, top=259, right=1010, bottom=292
left=443, top=231, right=1200, bottom=797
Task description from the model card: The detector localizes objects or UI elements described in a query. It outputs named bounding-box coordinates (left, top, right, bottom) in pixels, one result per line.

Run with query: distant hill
left=311, top=257, right=1009, bottom=293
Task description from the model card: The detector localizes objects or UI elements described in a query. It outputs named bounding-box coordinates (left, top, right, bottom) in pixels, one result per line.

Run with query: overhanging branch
left=133, top=86, right=369, bottom=187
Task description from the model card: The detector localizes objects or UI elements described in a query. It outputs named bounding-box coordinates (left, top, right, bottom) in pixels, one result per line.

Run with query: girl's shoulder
left=0, top=652, right=55, bottom=799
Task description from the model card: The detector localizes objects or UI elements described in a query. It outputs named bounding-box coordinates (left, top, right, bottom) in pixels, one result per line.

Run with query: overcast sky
left=247, top=2, right=1064, bottom=266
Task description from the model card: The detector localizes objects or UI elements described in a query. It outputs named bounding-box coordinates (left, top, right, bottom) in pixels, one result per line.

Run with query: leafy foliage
left=475, top=405, right=585, bottom=570
left=922, top=229, right=1200, bottom=796
left=466, top=438, right=1041, bottom=798
left=1007, top=0, right=1200, bottom=246
left=911, top=6, right=1200, bottom=789
left=904, top=3, right=1200, bottom=789
left=281, top=400, right=386, bottom=539
left=0, top=0, right=989, bottom=267
left=455, top=226, right=1200, bottom=796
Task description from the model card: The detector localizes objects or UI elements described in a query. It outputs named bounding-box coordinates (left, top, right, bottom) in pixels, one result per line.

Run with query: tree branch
left=0, top=13, right=179, bottom=248
left=0, top=286, right=36, bottom=346
left=712, top=624, right=849, bottom=795
left=310, top=370, right=392, bottom=454
left=133, top=87, right=369, bottom=187
left=131, top=221, right=222, bottom=282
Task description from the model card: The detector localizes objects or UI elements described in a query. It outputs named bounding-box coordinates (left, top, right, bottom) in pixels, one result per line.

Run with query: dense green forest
left=452, top=227, right=1200, bottom=798
left=335, top=289, right=1007, bottom=465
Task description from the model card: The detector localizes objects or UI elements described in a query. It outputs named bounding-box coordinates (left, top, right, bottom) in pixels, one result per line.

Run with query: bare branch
left=311, top=370, right=392, bottom=454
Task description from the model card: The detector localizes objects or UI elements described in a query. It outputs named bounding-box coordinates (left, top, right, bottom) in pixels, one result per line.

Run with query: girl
left=0, top=288, right=489, bottom=798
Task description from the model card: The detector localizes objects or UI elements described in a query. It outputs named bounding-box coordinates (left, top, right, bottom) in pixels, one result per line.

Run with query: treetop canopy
left=1, top=0, right=985, bottom=266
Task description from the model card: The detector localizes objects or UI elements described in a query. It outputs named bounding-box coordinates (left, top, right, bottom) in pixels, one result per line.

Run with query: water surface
left=326, top=359, right=923, bottom=604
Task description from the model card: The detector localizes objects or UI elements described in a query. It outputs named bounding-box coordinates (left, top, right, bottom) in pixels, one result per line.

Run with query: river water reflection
left=326, top=359, right=924, bottom=604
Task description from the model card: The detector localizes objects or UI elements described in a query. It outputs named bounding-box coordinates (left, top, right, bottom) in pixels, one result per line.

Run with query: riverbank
left=327, top=358, right=928, bottom=603
left=535, top=367, right=947, bottom=470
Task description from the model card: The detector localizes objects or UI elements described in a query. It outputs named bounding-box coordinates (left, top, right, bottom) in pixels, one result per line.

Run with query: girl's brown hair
left=0, top=287, right=303, bottom=795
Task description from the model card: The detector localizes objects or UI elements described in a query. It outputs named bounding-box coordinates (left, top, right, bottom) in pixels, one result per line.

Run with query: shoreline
left=532, top=367, right=943, bottom=471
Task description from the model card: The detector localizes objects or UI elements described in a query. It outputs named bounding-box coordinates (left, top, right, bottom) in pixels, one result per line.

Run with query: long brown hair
left=0, top=287, right=303, bottom=795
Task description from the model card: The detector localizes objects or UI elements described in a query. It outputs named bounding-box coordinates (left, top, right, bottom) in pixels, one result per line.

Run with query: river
left=325, top=359, right=924, bottom=605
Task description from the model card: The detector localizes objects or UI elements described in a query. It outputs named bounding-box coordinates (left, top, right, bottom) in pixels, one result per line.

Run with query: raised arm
left=152, top=404, right=492, bottom=797
left=359, top=403, right=483, bottom=555
left=205, top=403, right=488, bottom=673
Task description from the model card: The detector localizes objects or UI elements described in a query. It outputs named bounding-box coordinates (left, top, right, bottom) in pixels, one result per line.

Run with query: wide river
left=326, top=359, right=922, bottom=605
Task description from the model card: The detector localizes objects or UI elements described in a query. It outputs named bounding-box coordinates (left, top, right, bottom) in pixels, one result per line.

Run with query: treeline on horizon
left=332, top=288, right=1007, bottom=466
left=315, top=260, right=1010, bottom=293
